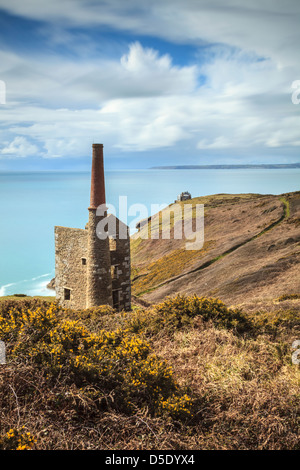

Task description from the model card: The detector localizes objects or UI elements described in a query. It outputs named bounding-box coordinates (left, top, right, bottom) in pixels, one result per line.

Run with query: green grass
left=132, top=242, right=213, bottom=296
left=280, top=197, right=290, bottom=218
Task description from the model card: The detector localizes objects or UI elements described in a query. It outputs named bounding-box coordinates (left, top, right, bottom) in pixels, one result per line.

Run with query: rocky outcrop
left=47, top=277, right=55, bottom=291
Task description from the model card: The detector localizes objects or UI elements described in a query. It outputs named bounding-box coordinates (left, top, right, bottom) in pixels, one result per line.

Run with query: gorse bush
left=0, top=428, right=36, bottom=450
left=1, top=294, right=299, bottom=450
left=0, top=302, right=59, bottom=346
left=277, top=293, right=300, bottom=301
left=149, top=294, right=252, bottom=334
left=0, top=301, right=192, bottom=420
left=248, top=308, right=300, bottom=340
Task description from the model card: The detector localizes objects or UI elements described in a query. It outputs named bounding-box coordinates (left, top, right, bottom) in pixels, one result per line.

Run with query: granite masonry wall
left=86, top=209, right=113, bottom=308
left=55, top=226, right=88, bottom=309
left=109, top=220, right=131, bottom=311
left=55, top=216, right=131, bottom=312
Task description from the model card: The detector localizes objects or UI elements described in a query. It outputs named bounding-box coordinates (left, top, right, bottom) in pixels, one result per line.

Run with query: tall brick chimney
left=86, top=143, right=113, bottom=308
left=89, top=143, right=106, bottom=209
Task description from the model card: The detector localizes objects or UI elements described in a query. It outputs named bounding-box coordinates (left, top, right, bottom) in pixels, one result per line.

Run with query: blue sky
left=0, top=0, right=299, bottom=170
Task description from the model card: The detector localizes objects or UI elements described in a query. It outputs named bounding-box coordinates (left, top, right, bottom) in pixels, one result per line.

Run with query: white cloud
left=1, top=136, right=38, bottom=157
left=197, top=136, right=232, bottom=150
left=119, top=42, right=197, bottom=96
left=121, top=42, right=172, bottom=73
left=0, top=41, right=197, bottom=107
left=0, top=42, right=198, bottom=155
left=0, top=0, right=299, bottom=67
left=1, top=47, right=300, bottom=157
left=0, top=2, right=299, bottom=160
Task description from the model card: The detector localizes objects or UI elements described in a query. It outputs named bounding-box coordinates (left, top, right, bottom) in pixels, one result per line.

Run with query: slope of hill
left=1, top=192, right=299, bottom=450
left=1, top=294, right=300, bottom=450
left=131, top=192, right=300, bottom=309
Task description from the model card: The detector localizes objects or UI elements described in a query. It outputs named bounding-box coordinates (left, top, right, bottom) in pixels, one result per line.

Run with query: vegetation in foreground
left=0, top=294, right=299, bottom=450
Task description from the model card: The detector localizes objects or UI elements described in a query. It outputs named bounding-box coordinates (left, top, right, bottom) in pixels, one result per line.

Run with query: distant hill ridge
left=151, top=163, right=300, bottom=169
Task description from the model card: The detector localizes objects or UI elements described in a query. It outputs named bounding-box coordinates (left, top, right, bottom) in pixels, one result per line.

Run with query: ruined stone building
left=54, top=144, right=131, bottom=311
left=177, top=191, right=191, bottom=202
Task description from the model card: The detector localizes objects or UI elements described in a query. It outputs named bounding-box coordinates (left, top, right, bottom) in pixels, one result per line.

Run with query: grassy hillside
left=131, top=192, right=300, bottom=307
left=0, top=295, right=299, bottom=450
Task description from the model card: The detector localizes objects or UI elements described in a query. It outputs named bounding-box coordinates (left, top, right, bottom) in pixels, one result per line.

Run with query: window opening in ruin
left=112, top=289, right=120, bottom=309
left=64, top=288, right=71, bottom=300
left=109, top=237, right=117, bottom=251
left=111, top=265, right=119, bottom=279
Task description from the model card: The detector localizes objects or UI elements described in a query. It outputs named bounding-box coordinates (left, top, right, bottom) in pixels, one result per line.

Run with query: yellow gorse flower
left=0, top=300, right=193, bottom=421
left=0, top=427, right=36, bottom=451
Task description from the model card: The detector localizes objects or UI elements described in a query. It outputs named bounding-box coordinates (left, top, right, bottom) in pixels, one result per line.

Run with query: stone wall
left=55, top=226, right=88, bottom=309
left=108, top=216, right=131, bottom=311
left=110, top=238, right=131, bottom=311
left=86, top=209, right=113, bottom=308
left=55, top=215, right=131, bottom=312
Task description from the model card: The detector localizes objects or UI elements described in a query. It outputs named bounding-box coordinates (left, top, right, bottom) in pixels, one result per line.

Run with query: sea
left=0, top=168, right=299, bottom=297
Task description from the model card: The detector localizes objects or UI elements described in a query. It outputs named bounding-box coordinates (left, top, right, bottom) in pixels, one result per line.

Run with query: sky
left=0, top=0, right=299, bottom=170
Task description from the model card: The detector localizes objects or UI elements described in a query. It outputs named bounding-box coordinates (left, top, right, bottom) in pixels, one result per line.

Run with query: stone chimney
left=86, top=143, right=113, bottom=308
left=89, top=143, right=106, bottom=209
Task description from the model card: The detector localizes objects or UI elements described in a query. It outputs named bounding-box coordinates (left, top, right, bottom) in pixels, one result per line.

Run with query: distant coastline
left=150, top=163, right=300, bottom=170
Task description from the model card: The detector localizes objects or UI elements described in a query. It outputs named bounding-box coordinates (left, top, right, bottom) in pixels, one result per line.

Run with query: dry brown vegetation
left=131, top=192, right=300, bottom=304
left=0, top=294, right=299, bottom=450
left=1, top=191, right=299, bottom=450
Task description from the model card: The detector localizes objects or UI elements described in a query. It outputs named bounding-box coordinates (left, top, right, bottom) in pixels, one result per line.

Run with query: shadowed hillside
left=131, top=192, right=300, bottom=309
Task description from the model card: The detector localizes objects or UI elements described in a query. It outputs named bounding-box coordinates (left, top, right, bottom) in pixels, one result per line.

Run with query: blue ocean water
left=0, top=168, right=299, bottom=296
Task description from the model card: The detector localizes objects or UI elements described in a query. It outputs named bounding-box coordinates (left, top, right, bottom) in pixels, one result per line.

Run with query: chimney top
left=89, top=143, right=106, bottom=210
